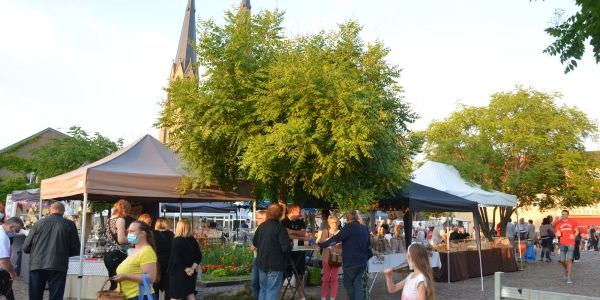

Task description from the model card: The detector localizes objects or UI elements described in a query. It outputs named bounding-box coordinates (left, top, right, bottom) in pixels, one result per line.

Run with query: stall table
left=64, top=257, right=109, bottom=299
left=435, top=247, right=517, bottom=282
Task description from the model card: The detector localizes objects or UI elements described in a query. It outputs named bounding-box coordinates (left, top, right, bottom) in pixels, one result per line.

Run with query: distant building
left=0, top=127, right=67, bottom=180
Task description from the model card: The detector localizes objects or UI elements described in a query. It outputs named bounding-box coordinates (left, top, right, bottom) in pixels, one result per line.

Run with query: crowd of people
left=251, top=204, right=438, bottom=300
left=102, top=199, right=202, bottom=300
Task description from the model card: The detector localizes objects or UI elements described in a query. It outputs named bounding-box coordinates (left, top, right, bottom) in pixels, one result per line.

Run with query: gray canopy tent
left=40, top=134, right=254, bottom=300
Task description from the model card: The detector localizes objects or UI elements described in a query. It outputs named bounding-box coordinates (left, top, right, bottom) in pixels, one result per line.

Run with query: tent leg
left=77, top=193, right=88, bottom=300
left=38, top=198, right=43, bottom=220
left=179, top=201, right=183, bottom=220
left=475, top=210, right=484, bottom=292
left=252, top=200, right=257, bottom=229
left=447, top=213, right=451, bottom=284
left=516, top=209, right=523, bottom=270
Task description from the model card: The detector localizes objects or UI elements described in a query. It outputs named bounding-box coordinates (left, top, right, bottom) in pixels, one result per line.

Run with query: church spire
left=161, top=0, right=197, bottom=144
left=174, top=0, right=197, bottom=77
left=241, top=0, right=251, bottom=10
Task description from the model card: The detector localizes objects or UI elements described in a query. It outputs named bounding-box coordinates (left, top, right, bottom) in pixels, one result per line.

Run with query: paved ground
left=10, top=250, right=600, bottom=299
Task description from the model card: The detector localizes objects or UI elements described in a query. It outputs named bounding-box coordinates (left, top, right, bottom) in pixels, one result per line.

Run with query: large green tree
left=0, top=126, right=121, bottom=202
left=30, top=126, right=122, bottom=179
left=159, top=8, right=419, bottom=209
left=543, top=0, right=600, bottom=73
left=421, top=87, right=599, bottom=236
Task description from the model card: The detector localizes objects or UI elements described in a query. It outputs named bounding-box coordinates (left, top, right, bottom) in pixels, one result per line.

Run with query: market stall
left=40, top=134, right=255, bottom=300
left=381, top=181, right=488, bottom=290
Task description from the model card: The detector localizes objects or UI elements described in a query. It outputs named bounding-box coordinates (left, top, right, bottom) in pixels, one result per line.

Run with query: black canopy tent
left=380, top=181, right=485, bottom=290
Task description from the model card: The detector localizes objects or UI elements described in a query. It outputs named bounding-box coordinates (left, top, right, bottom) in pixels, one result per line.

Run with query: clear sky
left=1, top=0, right=599, bottom=150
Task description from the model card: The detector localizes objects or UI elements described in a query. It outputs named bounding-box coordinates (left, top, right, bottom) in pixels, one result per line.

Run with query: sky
left=1, top=0, right=599, bottom=151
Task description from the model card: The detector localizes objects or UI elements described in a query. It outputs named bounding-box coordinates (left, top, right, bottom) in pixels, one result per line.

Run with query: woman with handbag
left=318, top=215, right=342, bottom=300
left=168, top=219, right=202, bottom=300
left=112, top=221, right=158, bottom=300
left=104, top=199, right=135, bottom=290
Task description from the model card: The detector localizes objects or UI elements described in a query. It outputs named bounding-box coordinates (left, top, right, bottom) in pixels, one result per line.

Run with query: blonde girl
left=384, top=243, right=435, bottom=300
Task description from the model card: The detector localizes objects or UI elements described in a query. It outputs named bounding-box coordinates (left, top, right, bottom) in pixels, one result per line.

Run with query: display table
left=435, top=247, right=517, bottom=282
left=64, top=257, right=109, bottom=299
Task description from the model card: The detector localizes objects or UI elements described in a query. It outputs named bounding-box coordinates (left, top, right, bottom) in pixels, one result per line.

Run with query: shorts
left=560, top=245, right=575, bottom=261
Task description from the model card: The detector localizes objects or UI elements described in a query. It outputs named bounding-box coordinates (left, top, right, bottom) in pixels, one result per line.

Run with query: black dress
left=168, top=237, right=202, bottom=298
left=154, top=230, right=174, bottom=297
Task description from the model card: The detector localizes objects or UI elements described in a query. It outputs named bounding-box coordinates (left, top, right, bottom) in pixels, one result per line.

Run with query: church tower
left=159, top=0, right=251, bottom=144
left=159, top=0, right=197, bottom=144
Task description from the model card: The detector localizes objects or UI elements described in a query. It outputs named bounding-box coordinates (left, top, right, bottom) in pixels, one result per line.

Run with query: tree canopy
left=0, top=126, right=121, bottom=202
left=422, top=87, right=598, bottom=209
left=544, top=0, right=600, bottom=73
left=421, top=87, right=599, bottom=234
left=159, top=8, right=419, bottom=209
left=30, top=126, right=122, bottom=179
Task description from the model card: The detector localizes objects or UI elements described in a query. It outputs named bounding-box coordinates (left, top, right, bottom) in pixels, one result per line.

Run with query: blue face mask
left=127, top=233, right=138, bottom=244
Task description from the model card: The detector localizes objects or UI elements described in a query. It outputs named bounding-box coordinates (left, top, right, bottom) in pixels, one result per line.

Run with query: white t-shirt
left=0, top=228, right=10, bottom=259
left=401, top=272, right=427, bottom=300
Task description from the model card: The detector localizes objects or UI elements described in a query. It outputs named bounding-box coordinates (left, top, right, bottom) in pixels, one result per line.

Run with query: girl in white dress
left=383, top=243, right=435, bottom=300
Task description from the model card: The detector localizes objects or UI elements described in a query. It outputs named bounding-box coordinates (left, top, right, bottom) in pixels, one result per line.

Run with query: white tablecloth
left=67, top=257, right=108, bottom=276
left=367, top=252, right=441, bottom=273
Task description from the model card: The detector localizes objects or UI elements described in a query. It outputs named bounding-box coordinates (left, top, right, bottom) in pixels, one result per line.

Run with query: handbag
left=328, top=250, right=342, bottom=267
left=97, top=279, right=124, bottom=300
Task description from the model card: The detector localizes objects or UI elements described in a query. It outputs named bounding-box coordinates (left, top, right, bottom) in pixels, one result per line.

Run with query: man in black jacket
left=253, top=204, right=291, bottom=300
left=23, top=202, right=81, bottom=300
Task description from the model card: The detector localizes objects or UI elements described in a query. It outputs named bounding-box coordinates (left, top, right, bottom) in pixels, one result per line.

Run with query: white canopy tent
left=412, top=161, right=517, bottom=207
left=40, top=134, right=254, bottom=300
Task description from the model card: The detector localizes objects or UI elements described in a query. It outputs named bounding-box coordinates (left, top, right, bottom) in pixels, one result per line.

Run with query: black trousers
left=29, top=270, right=67, bottom=300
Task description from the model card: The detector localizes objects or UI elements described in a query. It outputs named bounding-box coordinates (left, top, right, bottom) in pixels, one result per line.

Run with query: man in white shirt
left=505, top=218, right=516, bottom=245
left=0, top=217, right=24, bottom=300
left=516, top=218, right=529, bottom=240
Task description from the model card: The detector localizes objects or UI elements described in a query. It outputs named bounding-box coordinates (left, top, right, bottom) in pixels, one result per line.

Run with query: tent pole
left=447, top=212, right=450, bottom=284
left=516, top=209, right=523, bottom=270
left=252, top=200, right=257, bottom=229
left=77, top=193, right=88, bottom=300
left=38, top=197, right=43, bottom=220
left=475, top=207, right=484, bottom=291
left=179, top=201, right=183, bottom=220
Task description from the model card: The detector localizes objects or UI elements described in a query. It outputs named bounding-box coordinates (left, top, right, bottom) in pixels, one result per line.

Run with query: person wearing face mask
left=0, top=217, right=24, bottom=300
left=23, top=202, right=80, bottom=300
left=113, top=221, right=158, bottom=300
left=383, top=243, right=435, bottom=300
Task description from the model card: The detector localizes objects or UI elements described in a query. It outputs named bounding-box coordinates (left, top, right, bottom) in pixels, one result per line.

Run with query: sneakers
left=574, top=259, right=580, bottom=263
left=567, top=278, right=573, bottom=284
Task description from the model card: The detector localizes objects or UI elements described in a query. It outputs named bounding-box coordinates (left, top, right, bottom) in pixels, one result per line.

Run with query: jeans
left=29, top=270, right=67, bottom=300
left=258, top=268, right=283, bottom=300
left=560, top=245, right=575, bottom=261
left=342, top=265, right=366, bottom=300
left=251, top=259, right=259, bottom=300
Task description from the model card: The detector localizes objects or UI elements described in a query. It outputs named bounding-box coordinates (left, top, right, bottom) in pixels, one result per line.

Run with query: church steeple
left=241, top=0, right=251, bottom=10
left=160, top=0, right=197, bottom=144
left=172, top=0, right=197, bottom=79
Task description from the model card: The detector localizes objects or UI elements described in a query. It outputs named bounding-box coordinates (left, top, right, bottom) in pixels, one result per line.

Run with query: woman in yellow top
left=113, top=221, right=158, bottom=300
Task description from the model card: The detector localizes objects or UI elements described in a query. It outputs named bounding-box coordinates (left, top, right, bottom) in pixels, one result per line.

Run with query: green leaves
left=422, top=87, right=599, bottom=210
left=159, top=9, right=418, bottom=209
left=543, top=1, right=600, bottom=73
left=30, top=126, right=122, bottom=180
